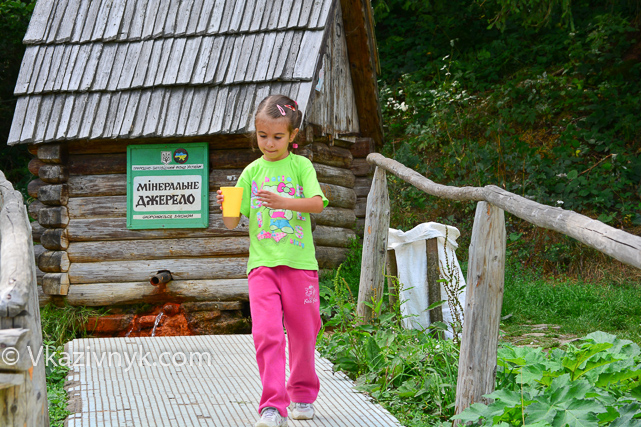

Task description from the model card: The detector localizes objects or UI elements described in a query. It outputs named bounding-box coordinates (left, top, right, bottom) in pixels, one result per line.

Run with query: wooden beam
left=42, top=273, right=70, bottom=296
left=37, top=143, right=67, bottom=164
left=65, top=279, right=250, bottom=306
left=38, top=206, right=69, bottom=228
left=316, top=246, right=349, bottom=269
left=311, top=207, right=357, bottom=229
left=426, top=237, right=443, bottom=326
left=66, top=237, right=249, bottom=262
left=455, top=201, right=506, bottom=417
left=314, top=163, right=356, bottom=188
left=38, top=184, right=69, bottom=206
left=38, top=164, right=69, bottom=183
left=356, top=166, right=390, bottom=323
left=67, top=257, right=248, bottom=284
left=40, top=228, right=69, bottom=250
left=339, top=0, right=384, bottom=146
left=297, top=143, right=353, bottom=168
left=38, top=251, right=70, bottom=273
left=386, top=249, right=398, bottom=307
left=319, top=183, right=356, bottom=209
left=367, top=153, right=641, bottom=270
left=313, top=225, right=357, bottom=248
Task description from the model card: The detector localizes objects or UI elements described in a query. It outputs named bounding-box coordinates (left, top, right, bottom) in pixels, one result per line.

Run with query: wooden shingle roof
left=9, top=0, right=336, bottom=145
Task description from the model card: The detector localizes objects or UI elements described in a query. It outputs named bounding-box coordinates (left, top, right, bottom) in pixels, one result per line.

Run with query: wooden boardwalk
left=64, top=335, right=402, bottom=426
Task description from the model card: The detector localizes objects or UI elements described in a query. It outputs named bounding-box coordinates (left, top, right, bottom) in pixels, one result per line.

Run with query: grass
left=501, top=262, right=641, bottom=346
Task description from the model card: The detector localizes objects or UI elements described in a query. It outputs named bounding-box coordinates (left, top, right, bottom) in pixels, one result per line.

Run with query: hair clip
left=292, top=143, right=298, bottom=149
left=277, top=105, right=286, bottom=116
left=283, top=104, right=296, bottom=112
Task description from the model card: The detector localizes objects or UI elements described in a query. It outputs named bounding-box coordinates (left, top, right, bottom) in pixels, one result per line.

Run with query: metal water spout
left=150, top=270, right=172, bottom=286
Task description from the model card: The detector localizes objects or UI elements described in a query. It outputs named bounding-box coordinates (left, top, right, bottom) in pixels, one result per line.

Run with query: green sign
left=127, top=143, right=209, bottom=229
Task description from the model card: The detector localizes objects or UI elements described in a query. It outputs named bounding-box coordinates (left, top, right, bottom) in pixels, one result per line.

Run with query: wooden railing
left=0, top=171, right=49, bottom=426
left=357, top=153, right=641, bottom=419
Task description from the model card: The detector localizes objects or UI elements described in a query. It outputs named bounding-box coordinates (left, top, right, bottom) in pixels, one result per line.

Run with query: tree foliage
left=373, top=0, right=641, bottom=230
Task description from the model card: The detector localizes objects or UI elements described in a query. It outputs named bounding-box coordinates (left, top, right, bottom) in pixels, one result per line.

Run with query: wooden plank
left=44, top=95, right=65, bottom=142
left=90, top=93, right=112, bottom=138
left=161, top=88, right=185, bottom=137
left=107, top=43, right=130, bottom=91
left=354, top=177, right=372, bottom=197
left=308, top=0, right=324, bottom=28
left=311, top=206, right=356, bottom=229
left=163, top=38, right=187, bottom=85
left=177, top=37, right=202, bottom=84
left=259, top=0, right=275, bottom=28
left=271, top=31, right=293, bottom=79
left=142, top=89, right=165, bottom=137
left=14, top=46, right=38, bottom=95
left=42, top=273, right=70, bottom=295
left=117, top=0, right=137, bottom=40
left=207, top=0, right=227, bottom=33
left=154, top=39, right=175, bottom=85
left=185, top=87, right=210, bottom=136
left=175, top=87, right=195, bottom=137
left=187, top=0, right=205, bottom=34
left=141, top=0, right=160, bottom=39
left=7, top=97, right=28, bottom=145
left=294, top=30, right=324, bottom=79
left=38, top=206, right=69, bottom=228
left=68, top=257, right=247, bottom=284
left=230, top=86, right=253, bottom=133
left=80, top=0, right=103, bottom=42
left=78, top=93, right=101, bottom=139
left=455, top=202, right=506, bottom=418
left=65, top=279, right=249, bottom=306
left=28, top=178, right=45, bottom=198
left=426, top=237, right=443, bottom=327
left=313, top=225, right=356, bottom=247
left=298, top=0, right=315, bottom=27
left=162, top=0, right=180, bottom=35
left=32, top=95, right=53, bottom=143
left=20, top=96, right=41, bottom=144
left=92, top=0, right=114, bottom=40
left=128, top=0, right=148, bottom=40
left=67, top=215, right=248, bottom=242
left=118, top=90, right=141, bottom=138
left=32, top=45, right=54, bottom=94
left=37, top=144, right=67, bottom=163
left=152, top=0, right=171, bottom=37
left=117, top=41, right=142, bottom=90
left=197, top=0, right=216, bottom=33
left=192, top=36, right=214, bottom=84
left=298, top=143, right=353, bottom=168
left=67, top=236, right=249, bottom=263
left=44, top=47, right=65, bottom=92
left=356, top=167, right=390, bottom=324
left=103, top=0, right=126, bottom=40
left=107, top=91, right=131, bottom=138
left=386, top=250, right=398, bottom=306
left=316, top=246, right=349, bottom=269
left=144, top=40, right=164, bottom=87
left=232, top=34, right=255, bottom=83
left=316, top=0, right=333, bottom=26
left=214, top=36, right=237, bottom=84
left=314, top=163, right=355, bottom=188
left=39, top=165, right=69, bottom=184
left=351, top=158, right=374, bottom=176
left=38, top=251, right=70, bottom=273
left=242, top=33, right=264, bottom=82
left=254, top=32, right=276, bottom=81
left=239, top=0, right=256, bottom=32
left=282, top=31, right=303, bottom=79
left=100, top=92, right=123, bottom=139
left=131, top=40, right=153, bottom=88
left=65, top=92, right=88, bottom=140
left=38, top=184, right=69, bottom=206
left=265, top=31, right=286, bottom=80
left=175, top=0, right=196, bottom=35
left=70, top=0, right=90, bottom=42
left=354, top=196, right=366, bottom=217
left=130, top=89, right=152, bottom=138
left=92, top=43, right=116, bottom=90
left=41, top=228, right=69, bottom=251
left=208, top=86, right=229, bottom=134
left=288, top=0, right=303, bottom=27
left=67, top=174, right=126, bottom=197
left=23, top=0, right=55, bottom=43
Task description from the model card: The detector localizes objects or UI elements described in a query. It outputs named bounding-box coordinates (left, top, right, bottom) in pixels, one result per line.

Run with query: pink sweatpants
left=248, top=265, right=322, bottom=418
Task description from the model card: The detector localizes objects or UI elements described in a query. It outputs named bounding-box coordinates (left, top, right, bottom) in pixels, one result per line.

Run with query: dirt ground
left=500, top=322, right=580, bottom=350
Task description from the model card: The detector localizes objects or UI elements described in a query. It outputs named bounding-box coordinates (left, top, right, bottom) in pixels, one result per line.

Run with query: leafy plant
left=451, top=331, right=641, bottom=426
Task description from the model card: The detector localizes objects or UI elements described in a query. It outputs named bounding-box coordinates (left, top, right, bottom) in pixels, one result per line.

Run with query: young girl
left=216, top=94, right=328, bottom=427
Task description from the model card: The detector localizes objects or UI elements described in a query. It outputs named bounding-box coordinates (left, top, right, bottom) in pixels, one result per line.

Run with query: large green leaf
left=610, top=403, right=641, bottom=427
left=550, top=399, right=604, bottom=427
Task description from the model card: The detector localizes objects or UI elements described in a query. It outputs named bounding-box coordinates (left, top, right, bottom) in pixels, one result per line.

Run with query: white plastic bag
left=387, top=222, right=466, bottom=339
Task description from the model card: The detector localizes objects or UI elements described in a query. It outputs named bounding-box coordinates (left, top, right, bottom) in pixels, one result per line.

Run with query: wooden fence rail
left=357, top=153, right=641, bottom=421
left=0, top=171, right=49, bottom=426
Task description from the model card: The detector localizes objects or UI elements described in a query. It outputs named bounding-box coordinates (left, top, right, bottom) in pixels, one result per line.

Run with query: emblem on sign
left=161, top=151, right=172, bottom=165
left=174, top=148, right=188, bottom=164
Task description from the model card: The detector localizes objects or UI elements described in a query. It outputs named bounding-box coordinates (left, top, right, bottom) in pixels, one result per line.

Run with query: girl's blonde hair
left=250, top=94, right=302, bottom=149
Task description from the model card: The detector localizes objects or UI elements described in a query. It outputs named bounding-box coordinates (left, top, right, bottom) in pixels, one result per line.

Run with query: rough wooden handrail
left=0, top=173, right=33, bottom=317
left=367, top=152, right=641, bottom=270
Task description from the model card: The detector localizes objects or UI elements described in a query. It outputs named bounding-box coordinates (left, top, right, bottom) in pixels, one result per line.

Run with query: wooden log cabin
left=9, top=0, right=383, bottom=334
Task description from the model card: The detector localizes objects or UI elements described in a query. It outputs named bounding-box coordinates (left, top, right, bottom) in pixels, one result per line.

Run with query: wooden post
left=0, top=171, right=50, bottom=425
left=385, top=249, right=398, bottom=307
left=357, top=166, right=390, bottom=323
left=426, top=238, right=443, bottom=325
left=454, top=202, right=506, bottom=420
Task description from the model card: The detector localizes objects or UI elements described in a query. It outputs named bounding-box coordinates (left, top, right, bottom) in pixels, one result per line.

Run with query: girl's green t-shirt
left=237, top=153, right=329, bottom=274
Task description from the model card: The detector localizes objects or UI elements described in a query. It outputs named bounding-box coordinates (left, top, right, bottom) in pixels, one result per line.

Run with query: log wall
left=28, top=138, right=365, bottom=306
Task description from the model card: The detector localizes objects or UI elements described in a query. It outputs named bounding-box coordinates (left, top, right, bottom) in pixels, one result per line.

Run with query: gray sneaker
left=255, top=407, right=287, bottom=427
left=289, top=402, right=314, bottom=420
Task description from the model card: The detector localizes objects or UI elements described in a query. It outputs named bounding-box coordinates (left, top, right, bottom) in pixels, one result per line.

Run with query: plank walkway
left=64, top=334, right=402, bottom=426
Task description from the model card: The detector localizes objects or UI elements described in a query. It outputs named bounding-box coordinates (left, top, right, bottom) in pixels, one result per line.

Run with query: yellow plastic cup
left=220, top=187, right=244, bottom=217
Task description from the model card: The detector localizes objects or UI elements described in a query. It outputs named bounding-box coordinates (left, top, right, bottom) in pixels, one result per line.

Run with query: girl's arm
left=216, top=190, right=241, bottom=229
left=256, top=190, right=324, bottom=213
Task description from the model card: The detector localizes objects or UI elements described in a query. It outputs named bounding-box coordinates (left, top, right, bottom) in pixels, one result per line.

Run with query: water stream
left=151, top=312, right=164, bottom=337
